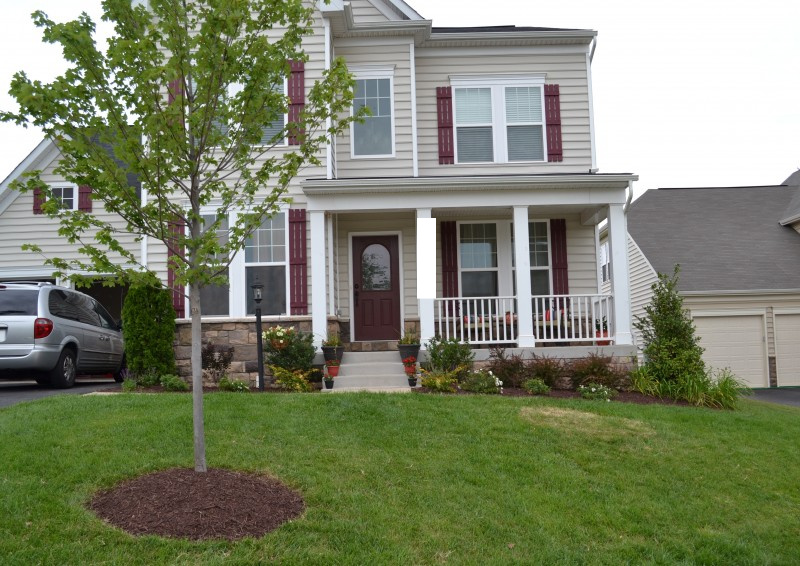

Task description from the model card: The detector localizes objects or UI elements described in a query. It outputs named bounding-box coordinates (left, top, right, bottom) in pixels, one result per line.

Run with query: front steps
left=324, top=351, right=415, bottom=393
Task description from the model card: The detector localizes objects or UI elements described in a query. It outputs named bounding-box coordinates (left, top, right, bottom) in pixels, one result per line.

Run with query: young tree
left=1, top=0, right=359, bottom=471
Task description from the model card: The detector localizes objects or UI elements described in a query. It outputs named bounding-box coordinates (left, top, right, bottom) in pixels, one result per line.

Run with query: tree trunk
left=190, top=281, right=207, bottom=472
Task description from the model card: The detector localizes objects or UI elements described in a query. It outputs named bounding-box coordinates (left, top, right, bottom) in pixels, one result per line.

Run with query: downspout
left=587, top=37, right=598, bottom=173
left=324, top=17, right=333, bottom=180
left=410, top=41, right=419, bottom=177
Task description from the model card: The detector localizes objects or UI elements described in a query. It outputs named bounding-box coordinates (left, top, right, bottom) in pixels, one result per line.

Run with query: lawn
left=1, top=392, right=798, bottom=565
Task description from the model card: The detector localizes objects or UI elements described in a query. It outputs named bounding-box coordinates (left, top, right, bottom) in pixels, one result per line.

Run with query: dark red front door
left=353, top=235, right=401, bottom=341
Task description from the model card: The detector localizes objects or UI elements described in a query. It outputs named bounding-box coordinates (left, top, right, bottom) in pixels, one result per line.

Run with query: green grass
left=1, top=393, right=799, bottom=565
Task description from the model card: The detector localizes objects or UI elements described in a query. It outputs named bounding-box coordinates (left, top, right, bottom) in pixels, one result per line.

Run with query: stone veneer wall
left=173, top=318, right=313, bottom=385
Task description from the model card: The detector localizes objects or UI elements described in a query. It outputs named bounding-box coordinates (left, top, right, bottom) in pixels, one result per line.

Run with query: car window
left=0, top=289, right=39, bottom=315
left=49, top=290, right=102, bottom=326
left=49, top=290, right=79, bottom=320
left=92, top=299, right=118, bottom=330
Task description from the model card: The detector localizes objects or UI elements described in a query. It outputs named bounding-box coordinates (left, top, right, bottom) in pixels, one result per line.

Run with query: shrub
left=523, top=378, right=551, bottom=396
left=578, top=382, right=618, bottom=401
left=487, top=348, right=528, bottom=388
left=121, top=378, right=138, bottom=392
left=567, top=353, right=623, bottom=390
left=420, top=368, right=459, bottom=393
left=136, top=368, right=161, bottom=388
left=426, top=336, right=474, bottom=378
left=265, top=327, right=316, bottom=372
left=630, top=365, right=750, bottom=410
left=526, top=354, right=565, bottom=388
left=460, top=369, right=502, bottom=394
left=121, top=284, right=176, bottom=376
left=160, top=374, right=189, bottom=392
left=219, top=377, right=251, bottom=392
left=270, top=365, right=313, bottom=392
left=201, top=342, right=234, bottom=384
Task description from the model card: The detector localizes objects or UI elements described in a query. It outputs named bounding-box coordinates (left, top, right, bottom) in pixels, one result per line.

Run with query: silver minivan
left=0, top=282, right=125, bottom=388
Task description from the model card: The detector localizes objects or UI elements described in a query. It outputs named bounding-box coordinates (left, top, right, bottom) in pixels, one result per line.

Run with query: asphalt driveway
left=750, top=388, right=800, bottom=408
left=0, top=378, right=121, bottom=409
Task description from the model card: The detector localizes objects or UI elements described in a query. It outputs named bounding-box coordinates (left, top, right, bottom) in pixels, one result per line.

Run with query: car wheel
left=113, top=355, right=127, bottom=383
left=50, top=349, right=77, bottom=389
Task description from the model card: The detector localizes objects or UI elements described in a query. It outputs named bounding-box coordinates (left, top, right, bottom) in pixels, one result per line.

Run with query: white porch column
left=608, top=203, right=633, bottom=345
left=416, top=208, right=435, bottom=348
left=310, top=210, right=327, bottom=348
left=513, top=206, right=535, bottom=347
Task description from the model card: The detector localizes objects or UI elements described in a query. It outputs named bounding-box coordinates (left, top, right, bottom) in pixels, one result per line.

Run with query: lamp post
left=252, top=282, right=265, bottom=391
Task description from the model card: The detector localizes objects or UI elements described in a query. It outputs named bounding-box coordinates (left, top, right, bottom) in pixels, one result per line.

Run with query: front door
left=353, top=235, right=401, bottom=341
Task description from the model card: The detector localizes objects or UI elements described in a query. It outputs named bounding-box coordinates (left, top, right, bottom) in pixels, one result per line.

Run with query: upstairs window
left=215, top=80, right=286, bottom=146
left=452, top=76, right=546, bottom=164
left=351, top=67, right=395, bottom=158
left=51, top=186, right=76, bottom=210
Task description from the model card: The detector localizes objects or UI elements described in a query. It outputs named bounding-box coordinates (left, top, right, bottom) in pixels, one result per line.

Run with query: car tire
left=113, top=355, right=127, bottom=383
left=50, top=348, right=77, bottom=389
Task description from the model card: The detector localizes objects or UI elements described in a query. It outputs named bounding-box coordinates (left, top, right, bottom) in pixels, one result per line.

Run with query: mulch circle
left=89, top=468, right=305, bottom=541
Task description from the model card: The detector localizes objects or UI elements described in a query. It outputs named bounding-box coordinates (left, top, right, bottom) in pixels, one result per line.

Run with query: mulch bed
left=89, top=468, right=304, bottom=541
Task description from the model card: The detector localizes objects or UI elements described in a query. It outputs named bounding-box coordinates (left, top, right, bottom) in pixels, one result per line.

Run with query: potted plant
left=264, top=325, right=295, bottom=350
left=323, top=375, right=334, bottom=389
left=321, top=333, right=344, bottom=362
left=595, top=317, right=610, bottom=346
left=397, top=329, right=420, bottom=360
left=402, top=355, right=417, bottom=375
left=325, top=358, right=340, bottom=378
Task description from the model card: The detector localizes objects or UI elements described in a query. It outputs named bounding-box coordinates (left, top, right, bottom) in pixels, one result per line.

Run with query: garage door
left=775, top=314, right=800, bottom=387
left=693, top=314, right=768, bottom=388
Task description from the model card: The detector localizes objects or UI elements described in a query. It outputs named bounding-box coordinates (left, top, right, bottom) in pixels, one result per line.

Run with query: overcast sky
left=1, top=0, right=798, bottom=200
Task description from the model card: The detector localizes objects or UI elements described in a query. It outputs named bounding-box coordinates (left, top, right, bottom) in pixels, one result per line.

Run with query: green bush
left=426, top=336, right=474, bottom=378
left=121, top=284, right=176, bottom=376
left=265, top=327, right=316, bottom=372
left=201, top=342, right=234, bottom=384
left=459, top=369, right=502, bottom=394
left=630, top=365, right=750, bottom=410
left=567, top=353, right=623, bottom=390
left=160, top=374, right=189, bottom=392
left=218, top=377, right=251, bottom=392
left=136, top=369, right=161, bottom=388
left=420, top=369, right=459, bottom=393
left=121, top=378, right=138, bottom=392
left=526, top=354, right=565, bottom=388
left=578, top=382, right=618, bottom=401
left=487, top=348, right=528, bottom=388
left=270, top=366, right=313, bottom=392
left=522, top=378, right=550, bottom=396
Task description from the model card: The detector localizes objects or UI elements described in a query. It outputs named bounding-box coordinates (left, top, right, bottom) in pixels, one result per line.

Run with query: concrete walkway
left=750, top=388, right=800, bottom=408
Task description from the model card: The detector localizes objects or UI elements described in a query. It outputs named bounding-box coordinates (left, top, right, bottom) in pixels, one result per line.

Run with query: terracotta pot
left=595, top=331, right=610, bottom=346
left=326, top=365, right=340, bottom=377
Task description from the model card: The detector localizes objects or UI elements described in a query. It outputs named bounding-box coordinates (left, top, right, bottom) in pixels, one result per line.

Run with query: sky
left=1, top=0, right=798, bottom=200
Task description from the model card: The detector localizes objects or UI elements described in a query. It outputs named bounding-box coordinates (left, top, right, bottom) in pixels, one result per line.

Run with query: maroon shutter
left=544, top=84, right=563, bottom=163
left=288, top=209, right=308, bottom=315
left=436, top=87, right=455, bottom=164
left=78, top=185, right=92, bottom=212
left=167, top=219, right=185, bottom=318
left=168, top=78, right=182, bottom=104
left=33, top=187, right=44, bottom=214
left=550, top=219, right=569, bottom=295
left=441, top=221, right=458, bottom=298
left=287, top=61, right=305, bottom=146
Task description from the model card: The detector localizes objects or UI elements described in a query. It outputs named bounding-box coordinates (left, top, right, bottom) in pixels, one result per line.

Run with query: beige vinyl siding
left=347, top=0, right=392, bottom=23
left=628, top=236, right=658, bottom=351
left=0, top=160, right=140, bottom=274
left=415, top=50, right=592, bottom=176
left=564, top=216, right=598, bottom=294
left=335, top=41, right=415, bottom=178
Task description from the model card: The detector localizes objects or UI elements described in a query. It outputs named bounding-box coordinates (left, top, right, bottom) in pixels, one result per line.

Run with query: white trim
left=608, top=204, right=632, bottom=345
left=690, top=309, right=768, bottom=318
left=450, top=74, right=546, bottom=87
left=349, top=68, right=397, bottom=159
left=774, top=308, right=800, bottom=315
left=310, top=211, right=327, bottom=346
left=347, top=230, right=404, bottom=342
left=681, top=289, right=800, bottom=297
left=417, top=46, right=591, bottom=58
left=513, top=208, right=534, bottom=347
left=409, top=42, right=419, bottom=177
left=416, top=209, right=434, bottom=346
left=327, top=214, right=335, bottom=316
left=0, top=139, right=61, bottom=216
left=332, top=37, right=424, bottom=48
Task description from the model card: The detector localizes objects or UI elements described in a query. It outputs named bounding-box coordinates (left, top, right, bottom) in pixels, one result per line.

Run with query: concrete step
left=323, top=351, right=419, bottom=392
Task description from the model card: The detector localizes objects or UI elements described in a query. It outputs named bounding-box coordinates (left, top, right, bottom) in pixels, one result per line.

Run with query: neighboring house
left=0, top=0, right=639, bottom=375
left=624, top=171, right=800, bottom=388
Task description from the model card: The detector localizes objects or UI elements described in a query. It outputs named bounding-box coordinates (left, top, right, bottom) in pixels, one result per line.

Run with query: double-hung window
left=51, top=185, right=77, bottom=210
left=217, top=80, right=286, bottom=146
left=351, top=67, right=395, bottom=158
left=244, top=212, right=287, bottom=315
left=459, top=223, right=499, bottom=298
left=199, top=213, right=230, bottom=316
left=452, top=76, right=546, bottom=164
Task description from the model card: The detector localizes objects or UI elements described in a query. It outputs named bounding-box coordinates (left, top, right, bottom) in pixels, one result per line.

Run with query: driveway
left=750, top=388, right=800, bottom=408
left=0, top=378, right=121, bottom=409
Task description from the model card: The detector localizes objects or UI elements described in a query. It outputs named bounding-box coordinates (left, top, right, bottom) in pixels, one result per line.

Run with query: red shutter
left=436, top=87, right=455, bottom=165
left=441, top=221, right=458, bottom=298
left=168, top=78, right=183, bottom=104
left=544, top=84, right=563, bottom=163
left=287, top=61, right=305, bottom=146
left=33, top=187, right=44, bottom=214
left=167, top=219, right=185, bottom=318
left=288, top=209, right=308, bottom=315
left=78, top=185, right=92, bottom=212
left=550, top=219, right=569, bottom=295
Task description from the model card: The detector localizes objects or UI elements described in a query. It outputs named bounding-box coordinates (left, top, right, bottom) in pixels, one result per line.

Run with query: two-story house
left=0, top=0, right=638, bottom=379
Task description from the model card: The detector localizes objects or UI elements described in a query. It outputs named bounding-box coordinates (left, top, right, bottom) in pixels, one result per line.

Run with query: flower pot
left=398, top=344, right=420, bottom=361
left=595, top=331, right=610, bottom=346
left=326, top=365, right=340, bottom=377
left=270, top=339, right=288, bottom=350
left=322, top=345, right=344, bottom=362
left=407, top=377, right=418, bottom=387
left=324, top=379, right=334, bottom=390
left=404, top=365, right=416, bottom=376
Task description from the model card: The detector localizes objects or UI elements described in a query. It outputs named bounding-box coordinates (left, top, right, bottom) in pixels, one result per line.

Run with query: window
left=459, top=223, right=499, bottom=297
left=216, top=81, right=286, bottom=146
left=199, top=214, right=230, bottom=316
left=452, top=76, right=546, bottom=164
left=528, top=221, right=550, bottom=295
left=244, top=212, right=287, bottom=315
left=51, top=186, right=76, bottom=210
left=351, top=68, right=395, bottom=157
left=600, top=242, right=611, bottom=283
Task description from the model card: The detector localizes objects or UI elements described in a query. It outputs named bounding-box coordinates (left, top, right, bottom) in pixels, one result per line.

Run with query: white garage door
left=693, top=314, right=768, bottom=388
left=775, top=314, right=800, bottom=387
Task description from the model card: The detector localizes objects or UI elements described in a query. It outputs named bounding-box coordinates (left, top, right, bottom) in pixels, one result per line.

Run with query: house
left=624, top=171, right=800, bottom=388
left=0, top=0, right=639, bottom=379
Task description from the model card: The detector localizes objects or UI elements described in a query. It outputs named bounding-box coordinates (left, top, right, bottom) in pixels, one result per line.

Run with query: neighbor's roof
left=432, top=25, right=583, bottom=34
left=628, top=184, right=800, bottom=292
left=779, top=170, right=800, bottom=225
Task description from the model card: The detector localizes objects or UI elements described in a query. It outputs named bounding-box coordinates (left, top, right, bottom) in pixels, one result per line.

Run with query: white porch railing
left=433, top=294, right=614, bottom=346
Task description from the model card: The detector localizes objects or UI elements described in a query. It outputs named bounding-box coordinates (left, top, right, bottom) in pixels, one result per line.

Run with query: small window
left=351, top=73, right=394, bottom=158
left=600, top=242, right=611, bottom=283
left=51, top=186, right=76, bottom=210
left=460, top=223, right=499, bottom=297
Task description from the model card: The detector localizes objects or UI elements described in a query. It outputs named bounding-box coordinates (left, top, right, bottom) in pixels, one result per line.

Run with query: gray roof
left=779, top=170, right=800, bottom=225
left=628, top=185, right=800, bottom=293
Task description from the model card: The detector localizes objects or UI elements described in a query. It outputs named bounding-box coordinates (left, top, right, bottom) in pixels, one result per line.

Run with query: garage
left=692, top=313, right=769, bottom=388
left=775, top=313, right=800, bottom=387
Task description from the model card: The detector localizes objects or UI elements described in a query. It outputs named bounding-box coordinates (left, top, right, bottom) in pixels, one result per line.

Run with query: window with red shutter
left=288, top=209, right=308, bottom=315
